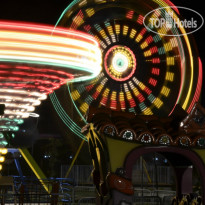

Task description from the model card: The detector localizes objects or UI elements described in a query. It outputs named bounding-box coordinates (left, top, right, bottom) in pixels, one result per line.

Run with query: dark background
left=0, top=0, right=204, bottom=177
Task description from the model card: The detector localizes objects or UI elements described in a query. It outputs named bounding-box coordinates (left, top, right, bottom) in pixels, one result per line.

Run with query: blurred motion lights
left=0, top=148, right=8, bottom=155
left=50, top=0, right=202, bottom=140
left=0, top=21, right=102, bottom=131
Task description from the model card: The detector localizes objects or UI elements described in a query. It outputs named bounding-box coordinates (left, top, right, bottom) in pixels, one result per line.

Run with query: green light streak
left=0, top=118, right=24, bottom=132
left=67, top=84, right=87, bottom=124
left=55, top=0, right=81, bottom=28
left=0, top=133, right=8, bottom=146
left=49, top=92, right=87, bottom=141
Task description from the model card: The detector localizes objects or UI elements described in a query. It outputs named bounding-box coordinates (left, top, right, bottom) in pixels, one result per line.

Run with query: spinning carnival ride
left=48, top=0, right=204, bottom=204
left=0, top=21, right=101, bottom=128
left=0, top=21, right=101, bottom=171
left=0, top=0, right=203, bottom=203
left=50, top=0, right=202, bottom=140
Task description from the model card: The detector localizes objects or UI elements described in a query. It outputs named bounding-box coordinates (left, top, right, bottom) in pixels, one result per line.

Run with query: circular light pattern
left=104, top=45, right=136, bottom=81
left=158, top=135, right=171, bottom=145
left=197, top=137, right=205, bottom=147
left=139, top=133, right=153, bottom=144
left=194, top=136, right=205, bottom=148
left=103, top=125, right=117, bottom=137
left=121, top=130, right=134, bottom=140
left=112, top=53, right=129, bottom=72
left=50, top=0, right=202, bottom=139
left=0, top=21, right=102, bottom=131
left=178, top=136, right=191, bottom=147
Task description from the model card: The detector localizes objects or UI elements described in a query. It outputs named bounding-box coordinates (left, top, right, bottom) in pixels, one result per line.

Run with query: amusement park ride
left=0, top=0, right=204, bottom=204
left=0, top=21, right=102, bottom=192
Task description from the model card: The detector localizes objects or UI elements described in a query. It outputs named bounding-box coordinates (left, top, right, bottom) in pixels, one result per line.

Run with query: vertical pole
left=64, top=140, right=85, bottom=178
left=140, top=156, right=144, bottom=205
left=154, top=153, right=159, bottom=197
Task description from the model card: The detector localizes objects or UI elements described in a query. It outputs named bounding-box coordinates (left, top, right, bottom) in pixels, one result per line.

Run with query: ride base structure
left=83, top=103, right=205, bottom=205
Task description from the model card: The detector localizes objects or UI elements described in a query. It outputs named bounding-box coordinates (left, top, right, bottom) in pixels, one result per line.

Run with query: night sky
left=0, top=0, right=70, bottom=25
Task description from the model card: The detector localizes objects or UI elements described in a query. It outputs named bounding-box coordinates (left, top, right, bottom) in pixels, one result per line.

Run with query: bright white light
left=29, top=113, right=40, bottom=118
left=112, top=53, right=129, bottom=73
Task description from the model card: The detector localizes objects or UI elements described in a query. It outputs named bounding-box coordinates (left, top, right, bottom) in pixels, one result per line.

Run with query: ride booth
left=83, top=103, right=205, bottom=205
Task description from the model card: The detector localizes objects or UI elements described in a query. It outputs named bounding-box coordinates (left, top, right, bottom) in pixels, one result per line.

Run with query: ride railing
left=1, top=176, right=200, bottom=205
left=0, top=193, right=71, bottom=205
left=133, top=196, right=162, bottom=205
left=134, top=188, right=152, bottom=196
left=76, top=196, right=162, bottom=205
left=1, top=177, right=73, bottom=204
left=75, top=187, right=175, bottom=205
left=61, top=165, right=175, bottom=186
left=78, top=197, right=96, bottom=205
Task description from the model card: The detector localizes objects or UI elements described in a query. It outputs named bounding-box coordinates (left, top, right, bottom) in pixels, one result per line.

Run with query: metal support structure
left=14, top=157, right=23, bottom=179
left=19, top=148, right=50, bottom=193
left=142, top=158, right=152, bottom=184
left=14, top=156, right=31, bottom=201
left=64, top=140, right=85, bottom=178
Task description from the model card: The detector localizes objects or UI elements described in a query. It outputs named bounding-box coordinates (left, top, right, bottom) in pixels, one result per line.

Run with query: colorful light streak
left=51, top=0, right=202, bottom=140
left=0, top=21, right=102, bottom=130
left=0, top=21, right=102, bottom=83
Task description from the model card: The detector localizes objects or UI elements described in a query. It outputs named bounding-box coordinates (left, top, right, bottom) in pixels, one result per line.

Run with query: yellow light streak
left=154, top=98, right=163, bottom=108
left=160, top=86, right=170, bottom=97
left=129, top=29, right=137, bottom=39
left=165, top=72, right=174, bottom=81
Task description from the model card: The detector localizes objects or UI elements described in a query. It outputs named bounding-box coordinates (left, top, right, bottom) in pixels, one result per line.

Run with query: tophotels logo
left=143, top=6, right=204, bottom=36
